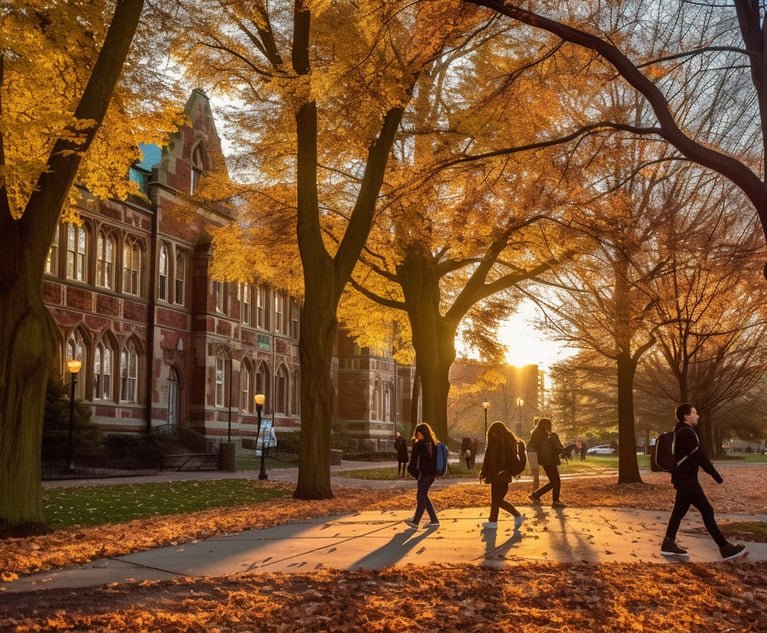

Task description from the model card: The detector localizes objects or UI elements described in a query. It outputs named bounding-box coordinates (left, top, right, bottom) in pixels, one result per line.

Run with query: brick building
left=43, top=90, right=411, bottom=451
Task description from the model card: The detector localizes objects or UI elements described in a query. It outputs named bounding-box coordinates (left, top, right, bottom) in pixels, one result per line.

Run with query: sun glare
left=498, top=303, right=568, bottom=369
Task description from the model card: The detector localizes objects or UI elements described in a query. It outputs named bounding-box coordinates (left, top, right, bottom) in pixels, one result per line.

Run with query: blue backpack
left=435, top=442, right=449, bottom=477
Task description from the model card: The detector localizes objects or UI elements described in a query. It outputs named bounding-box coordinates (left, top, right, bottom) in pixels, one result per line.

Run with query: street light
left=482, top=400, right=490, bottom=437
left=254, top=393, right=267, bottom=480
left=516, top=397, right=524, bottom=438
left=66, top=358, right=82, bottom=472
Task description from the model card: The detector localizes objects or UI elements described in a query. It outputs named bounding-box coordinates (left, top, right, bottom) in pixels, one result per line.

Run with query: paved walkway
left=6, top=464, right=764, bottom=594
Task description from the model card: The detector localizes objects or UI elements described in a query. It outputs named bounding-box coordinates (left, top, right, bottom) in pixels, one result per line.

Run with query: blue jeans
left=413, top=474, right=438, bottom=523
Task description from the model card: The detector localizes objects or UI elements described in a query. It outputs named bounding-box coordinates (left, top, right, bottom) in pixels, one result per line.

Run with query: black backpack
left=508, top=439, right=527, bottom=476
left=654, top=427, right=699, bottom=472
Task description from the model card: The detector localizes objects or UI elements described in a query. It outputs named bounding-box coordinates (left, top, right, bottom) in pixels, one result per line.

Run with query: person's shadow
left=480, top=526, right=523, bottom=564
left=351, top=525, right=435, bottom=569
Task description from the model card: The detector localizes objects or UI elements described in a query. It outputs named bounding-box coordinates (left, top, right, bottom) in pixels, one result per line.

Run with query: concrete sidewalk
left=6, top=504, right=766, bottom=594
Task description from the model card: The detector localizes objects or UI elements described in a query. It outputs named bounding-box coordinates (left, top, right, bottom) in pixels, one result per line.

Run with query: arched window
left=373, top=380, right=382, bottom=421
left=122, top=237, right=143, bottom=296
left=46, top=224, right=60, bottom=275
left=275, top=365, right=289, bottom=414
left=158, top=244, right=169, bottom=301
left=120, top=339, right=139, bottom=402
left=291, top=369, right=300, bottom=415
left=241, top=361, right=252, bottom=412
left=274, top=291, right=288, bottom=334
left=191, top=143, right=208, bottom=194
left=174, top=251, right=186, bottom=305
left=66, top=223, right=88, bottom=281
left=95, top=229, right=116, bottom=289
left=65, top=330, right=87, bottom=399
left=255, top=363, right=271, bottom=412
left=384, top=383, right=392, bottom=421
left=256, top=284, right=270, bottom=329
left=168, top=366, right=180, bottom=428
left=241, top=283, right=252, bottom=325
left=93, top=339, right=115, bottom=401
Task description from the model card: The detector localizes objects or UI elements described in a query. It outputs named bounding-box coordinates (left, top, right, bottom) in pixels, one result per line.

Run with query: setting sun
left=498, top=302, right=569, bottom=369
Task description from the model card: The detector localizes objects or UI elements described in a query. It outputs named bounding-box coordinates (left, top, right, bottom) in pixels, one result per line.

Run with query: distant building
left=448, top=359, right=541, bottom=440
left=44, top=90, right=409, bottom=450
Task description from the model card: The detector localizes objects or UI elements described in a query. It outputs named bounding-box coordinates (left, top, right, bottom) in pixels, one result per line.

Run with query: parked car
left=586, top=444, right=616, bottom=456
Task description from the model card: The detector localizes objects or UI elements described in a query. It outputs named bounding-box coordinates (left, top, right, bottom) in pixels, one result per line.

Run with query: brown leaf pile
left=2, top=563, right=766, bottom=632
left=0, top=467, right=765, bottom=632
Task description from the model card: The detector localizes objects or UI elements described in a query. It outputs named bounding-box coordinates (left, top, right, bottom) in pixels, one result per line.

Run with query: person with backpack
left=661, top=403, right=747, bottom=561
left=528, top=417, right=565, bottom=508
left=404, top=422, right=440, bottom=529
left=479, top=421, right=526, bottom=530
left=394, top=432, right=409, bottom=477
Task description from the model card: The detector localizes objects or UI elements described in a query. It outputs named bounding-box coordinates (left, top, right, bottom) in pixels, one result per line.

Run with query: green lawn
left=235, top=450, right=299, bottom=471
left=42, top=480, right=291, bottom=529
left=337, top=455, right=630, bottom=480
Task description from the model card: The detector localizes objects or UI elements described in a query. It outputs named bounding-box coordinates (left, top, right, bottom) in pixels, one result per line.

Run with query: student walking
left=661, top=403, right=746, bottom=561
left=394, top=432, right=409, bottom=477
left=528, top=417, right=565, bottom=508
left=404, top=423, right=440, bottom=529
left=479, top=421, right=525, bottom=531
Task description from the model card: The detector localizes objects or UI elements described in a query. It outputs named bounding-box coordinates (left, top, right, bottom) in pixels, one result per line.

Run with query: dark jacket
left=671, top=422, right=721, bottom=485
left=529, top=428, right=562, bottom=466
left=480, top=434, right=514, bottom=484
left=394, top=437, right=408, bottom=462
left=408, top=440, right=437, bottom=479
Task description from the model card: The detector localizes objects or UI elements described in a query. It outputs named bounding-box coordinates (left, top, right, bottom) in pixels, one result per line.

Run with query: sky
left=497, top=299, right=572, bottom=370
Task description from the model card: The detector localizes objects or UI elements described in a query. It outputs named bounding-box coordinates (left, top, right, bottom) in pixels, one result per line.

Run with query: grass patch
left=337, top=462, right=481, bottom=480
left=235, top=450, right=299, bottom=471
left=338, top=456, right=621, bottom=480
left=720, top=521, right=767, bottom=543
left=42, top=480, right=292, bottom=529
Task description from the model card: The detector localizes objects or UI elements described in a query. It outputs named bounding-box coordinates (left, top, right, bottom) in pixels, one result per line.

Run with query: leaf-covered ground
left=1, top=467, right=766, bottom=632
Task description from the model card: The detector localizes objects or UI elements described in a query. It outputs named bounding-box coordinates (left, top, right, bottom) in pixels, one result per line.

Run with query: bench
left=161, top=452, right=219, bottom=471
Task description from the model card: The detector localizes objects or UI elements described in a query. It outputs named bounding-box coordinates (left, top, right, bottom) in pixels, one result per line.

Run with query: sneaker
left=720, top=543, right=747, bottom=561
left=660, top=539, right=689, bottom=557
left=424, top=521, right=440, bottom=528
left=483, top=521, right=498, bottom=529
left=551, top=501, right=566, bottom=509
left=404, top=520, right=418, bottom=529
left=514, top=513, right=526, bottom=531
left=528, top=494, right=541, bottom=505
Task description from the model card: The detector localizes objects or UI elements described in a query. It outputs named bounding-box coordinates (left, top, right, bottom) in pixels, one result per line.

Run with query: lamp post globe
left=66, top=359, right=82, bottom=472
left=254, top=393, right=268, bottom=480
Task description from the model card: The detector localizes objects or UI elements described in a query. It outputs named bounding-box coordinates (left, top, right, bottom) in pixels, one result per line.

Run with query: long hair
left=486, top=420, right=515, bottom=459
left=412, top=422, right=437, bottom=444
left=486, top=420, right=516, bottom=445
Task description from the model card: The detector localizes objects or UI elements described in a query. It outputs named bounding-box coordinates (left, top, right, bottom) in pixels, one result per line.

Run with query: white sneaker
left=424, top=521, right=440, bottom=528
left=404, top=520, right=418, bottom=529
left=514, top=513, right=526, bottom=531
left=483, top=521, right=498, bottom=529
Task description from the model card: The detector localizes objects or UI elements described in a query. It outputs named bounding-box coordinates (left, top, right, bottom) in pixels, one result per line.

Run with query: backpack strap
left=674, top=426, right=700, bottom=467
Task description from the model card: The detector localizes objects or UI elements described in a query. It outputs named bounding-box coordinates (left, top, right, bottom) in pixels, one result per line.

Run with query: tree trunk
left=0, top=249, right=58, bottom=529
left=0, top=0, right=144, bottom=531
left=295, top=280, right=336, bottom=498
left=291, top=7, right=405, bottom=498
left=397, top=253, right=458, bottom=441
left=616, top=351, right=642, bottom=484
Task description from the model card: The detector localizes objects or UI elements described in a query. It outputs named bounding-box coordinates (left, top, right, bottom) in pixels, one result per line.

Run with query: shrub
left=42, top=378, right=103, bottom=461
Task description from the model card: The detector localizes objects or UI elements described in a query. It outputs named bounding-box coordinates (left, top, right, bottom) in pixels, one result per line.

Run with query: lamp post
left=254, top=393, right=267, bottom=480
left=516, top=396, right=524, bottom=438
left=482, top=400, right=489, bottom=438
left=66, top=359, right=82, bottom=472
